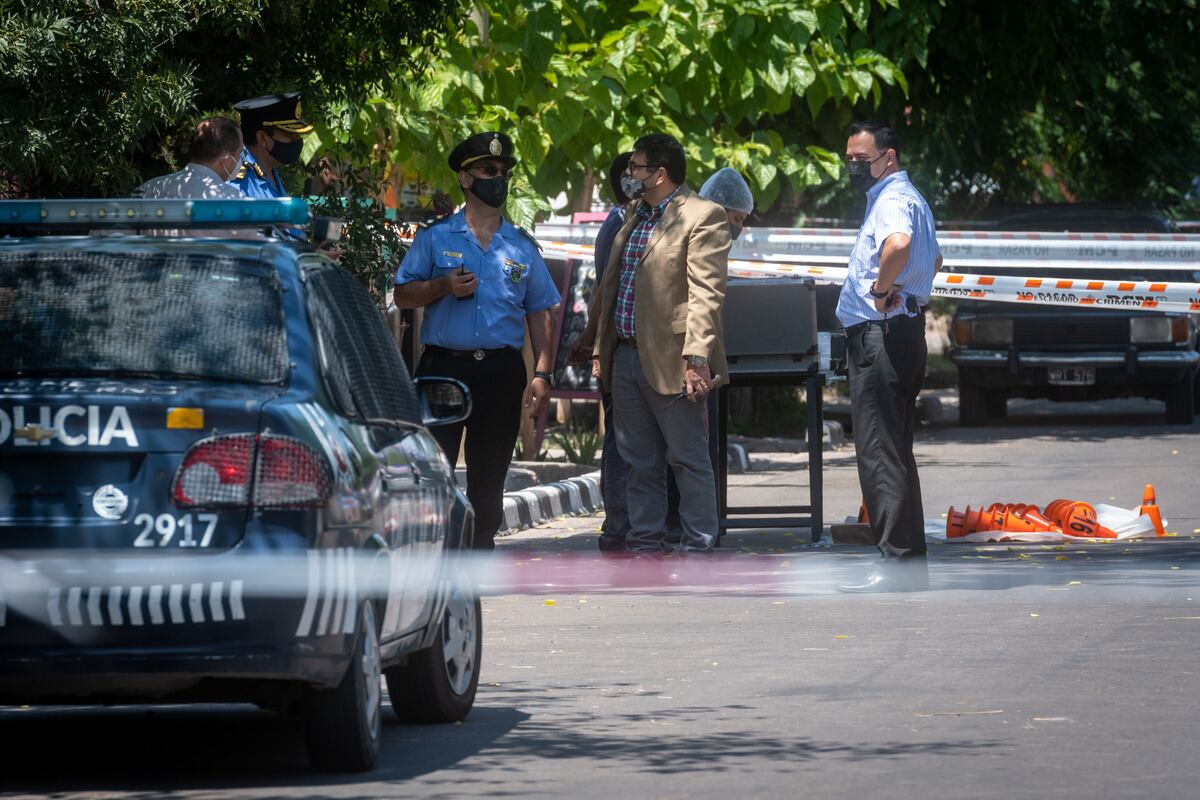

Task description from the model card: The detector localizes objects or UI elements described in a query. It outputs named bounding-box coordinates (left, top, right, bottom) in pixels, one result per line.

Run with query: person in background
left=229, top=92, right=313, bottom=199
left=136, top=116, right=246, bottom=200
left=572, top=151, right=633, bottom=552
left=698, top=167, right=754, bottom=240
left=134, top=116, right=254, bottom=238
left=393, top=132, right=561, bottom=551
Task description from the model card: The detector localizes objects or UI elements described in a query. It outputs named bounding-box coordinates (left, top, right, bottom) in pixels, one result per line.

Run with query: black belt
left=845, top=308, right=927, bottom=336
left=424, top=345, right=517, bottom=361
left=618, top=337, right=638, bottom=349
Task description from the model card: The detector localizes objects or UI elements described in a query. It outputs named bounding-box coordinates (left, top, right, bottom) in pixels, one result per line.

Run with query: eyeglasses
left=470, top=162, right=511, bottom=178
left=626, top=161, right=659, bottom=175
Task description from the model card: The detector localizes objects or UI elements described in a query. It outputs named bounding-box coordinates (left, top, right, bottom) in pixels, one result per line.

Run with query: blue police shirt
left=836, top=170, right=940, bottom=328
left=227, top=146, right=288, bottom=199
left=394, top=210, right=561, bottom=350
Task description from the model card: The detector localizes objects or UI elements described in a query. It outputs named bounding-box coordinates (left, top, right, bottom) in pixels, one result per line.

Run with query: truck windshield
left=0, top=250, right=287, bottom=384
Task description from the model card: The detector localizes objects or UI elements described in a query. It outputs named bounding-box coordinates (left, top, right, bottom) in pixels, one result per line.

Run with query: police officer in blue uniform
left=393, top=132, right=561, bottom=550
left=229, top=92, right=312, bottom=198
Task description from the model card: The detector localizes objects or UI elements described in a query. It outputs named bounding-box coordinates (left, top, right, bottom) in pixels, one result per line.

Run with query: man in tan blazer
left=591, top=133, right=731, bottom=553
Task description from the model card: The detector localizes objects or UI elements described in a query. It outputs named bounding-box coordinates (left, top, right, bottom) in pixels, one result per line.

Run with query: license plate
left=1048, top=367, right=1096, bottom=386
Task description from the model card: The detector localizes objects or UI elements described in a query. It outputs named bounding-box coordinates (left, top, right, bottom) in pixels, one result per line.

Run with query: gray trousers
left=847, top=314, right=928, bottom=558
left=611, top=343, right=718, bottom=552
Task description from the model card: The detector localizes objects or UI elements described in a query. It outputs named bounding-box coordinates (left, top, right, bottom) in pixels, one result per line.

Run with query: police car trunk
left=0, top=238, right=290, bottom=553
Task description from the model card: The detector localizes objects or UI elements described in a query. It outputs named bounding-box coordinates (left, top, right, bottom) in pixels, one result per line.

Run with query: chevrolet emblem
left=14, top=424, right=57, bottom=443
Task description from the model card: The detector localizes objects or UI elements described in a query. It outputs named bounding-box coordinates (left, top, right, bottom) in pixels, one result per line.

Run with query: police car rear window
left=0, top=250, right=287, bottom=384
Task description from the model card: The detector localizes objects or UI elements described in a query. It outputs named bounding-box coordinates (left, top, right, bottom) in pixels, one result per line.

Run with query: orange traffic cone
left=946, top=505, right=990, bottom=538
left=946, top=506, right=970, bottom=538
left=1049, top=501, right=1116, bottom=539
left=1139, top=484, right=1167, bottom=537
left=1011, top=505, right=1062, bottom=534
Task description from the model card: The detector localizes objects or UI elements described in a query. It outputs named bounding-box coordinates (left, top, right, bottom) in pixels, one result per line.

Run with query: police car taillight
left=255, top=436, right=332, bottom=508
left=173, top=434, right=332, bottom=510
left=173, top=434, right=256, bottom=508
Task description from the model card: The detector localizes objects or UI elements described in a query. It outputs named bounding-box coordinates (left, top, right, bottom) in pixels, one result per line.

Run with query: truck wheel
left=385, top=572, right=481, bottom=724
left=1165, top=374, right=1195, bottom=425
left=304, top=602, right=383, bottom=772
left=986, top=393, right=1007, bottom=419
left=959, top=379, right=988, bottom=427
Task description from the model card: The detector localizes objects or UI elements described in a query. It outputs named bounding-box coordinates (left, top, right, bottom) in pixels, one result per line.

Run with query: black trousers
left=417, top=347, right=526, bottom=550
left=847, top=314, right=928, bottom=558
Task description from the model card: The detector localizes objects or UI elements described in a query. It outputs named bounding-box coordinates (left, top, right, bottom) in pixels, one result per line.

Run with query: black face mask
left=728, top=222, right=743, bottom=241
left=470, top=175, right=510, bottom=208
left=847, top=152, right=889, bottom=193
left=267, top=136, right=303, bottom=166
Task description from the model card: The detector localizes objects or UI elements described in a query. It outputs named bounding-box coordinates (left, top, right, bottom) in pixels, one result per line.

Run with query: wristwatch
left=868, top=283, right=890, bottom=299
left=533, top=370, right=554, bottom=386
left=686, top=355, right=708, bottom=368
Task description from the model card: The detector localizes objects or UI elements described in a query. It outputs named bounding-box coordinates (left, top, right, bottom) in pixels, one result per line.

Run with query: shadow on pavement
left=0, top=702, right=528, bottom=797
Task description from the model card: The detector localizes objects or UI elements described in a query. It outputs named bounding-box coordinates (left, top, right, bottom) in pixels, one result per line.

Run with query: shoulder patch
left=248, top=161, right=264, bottom=179
left=517, top=226, right=543, bottom=252
left=234, top=164, right=248, bottom=181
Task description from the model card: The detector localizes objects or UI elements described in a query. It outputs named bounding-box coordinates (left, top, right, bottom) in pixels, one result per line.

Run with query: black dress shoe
left=837, top=560, right=929, bottom=593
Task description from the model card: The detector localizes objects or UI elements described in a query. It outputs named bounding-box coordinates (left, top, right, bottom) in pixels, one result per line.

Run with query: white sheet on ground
left=926, top=504, right=1161, bottom=543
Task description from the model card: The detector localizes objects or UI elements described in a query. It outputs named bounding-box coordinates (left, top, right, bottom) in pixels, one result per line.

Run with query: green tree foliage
left=368, top=0, right=915, bottom=224
left=873, top=0, right=1200, bottom=217
left=0, top=0, right=457, bottom=197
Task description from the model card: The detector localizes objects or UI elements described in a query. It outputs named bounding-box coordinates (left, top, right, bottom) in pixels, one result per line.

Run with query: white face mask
left=219, top=153, right=240, bottom=182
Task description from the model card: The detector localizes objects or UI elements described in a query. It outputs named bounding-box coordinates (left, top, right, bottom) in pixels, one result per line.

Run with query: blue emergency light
left=0, top=198, right=311, bottom=227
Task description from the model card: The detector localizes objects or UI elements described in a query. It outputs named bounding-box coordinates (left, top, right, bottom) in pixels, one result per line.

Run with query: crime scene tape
left=723, top=259, right=1200, bottom=313
left=536, top=224, right=1200, bottom=269
left=533, top=241, right=1200, bottom=313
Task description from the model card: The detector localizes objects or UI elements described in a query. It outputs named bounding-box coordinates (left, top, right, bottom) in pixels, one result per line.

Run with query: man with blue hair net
left=698, top=167, right=754, bottom=240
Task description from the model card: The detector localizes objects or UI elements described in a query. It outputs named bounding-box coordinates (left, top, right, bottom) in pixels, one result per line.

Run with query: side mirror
left=414, top=377, right=472, bottom=427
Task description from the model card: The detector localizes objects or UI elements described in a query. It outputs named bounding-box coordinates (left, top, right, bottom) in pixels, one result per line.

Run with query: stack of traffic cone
left=945, top=503, right=1062, bottom=538
left=1138, top=484, right=1167, bottom=537
left=1044, top=499, right=1117, bottom=539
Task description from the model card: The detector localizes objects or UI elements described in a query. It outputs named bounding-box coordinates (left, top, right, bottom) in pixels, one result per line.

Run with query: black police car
left=0, top=199, right=479, bottom=772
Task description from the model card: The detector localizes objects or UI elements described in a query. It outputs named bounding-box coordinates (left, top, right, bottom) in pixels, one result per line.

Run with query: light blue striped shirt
left=836, top=170, right=940, bottom=328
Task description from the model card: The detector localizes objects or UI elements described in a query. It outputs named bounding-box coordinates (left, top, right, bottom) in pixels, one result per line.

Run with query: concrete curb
left=500, top=470, right=603, bottom=535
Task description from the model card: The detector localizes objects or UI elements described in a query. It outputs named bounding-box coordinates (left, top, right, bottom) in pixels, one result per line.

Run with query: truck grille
left=1013, top=317, right=1129, bottom=346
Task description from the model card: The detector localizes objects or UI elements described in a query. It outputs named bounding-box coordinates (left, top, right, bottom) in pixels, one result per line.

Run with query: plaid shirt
left=614, top=188, right=678, bottom=339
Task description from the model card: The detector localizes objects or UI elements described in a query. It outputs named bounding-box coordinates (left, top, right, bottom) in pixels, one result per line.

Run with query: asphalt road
left=3, top=398, right=1198, bottom=799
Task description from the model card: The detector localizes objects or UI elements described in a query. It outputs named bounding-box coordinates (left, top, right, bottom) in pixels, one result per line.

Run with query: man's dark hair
left=609, top=151, right=632, bottom=203
left=847, top=120, right=901, bottom=159
left=191, top=116, right=243, bottom=162
left=633, top=133, right=686, bottom=185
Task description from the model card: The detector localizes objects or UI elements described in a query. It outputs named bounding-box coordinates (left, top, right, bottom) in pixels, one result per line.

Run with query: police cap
left=448, top=132, right=517, bottom=172
left=234, top=92, right=314, bottom=136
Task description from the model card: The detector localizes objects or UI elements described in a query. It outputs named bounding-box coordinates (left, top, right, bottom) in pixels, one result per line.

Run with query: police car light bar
left=0, top=199, right=310, bottom=228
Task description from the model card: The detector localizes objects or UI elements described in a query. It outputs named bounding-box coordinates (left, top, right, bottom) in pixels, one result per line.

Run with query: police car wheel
left=385, top=573, right=481, bottom=724
left=304, top=601, right=383, bottom=772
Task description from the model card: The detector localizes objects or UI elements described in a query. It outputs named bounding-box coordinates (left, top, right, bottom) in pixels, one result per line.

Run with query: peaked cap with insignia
left=448, top=132, right=517, bottom=171
left=234, top=92, right=314, bottom=136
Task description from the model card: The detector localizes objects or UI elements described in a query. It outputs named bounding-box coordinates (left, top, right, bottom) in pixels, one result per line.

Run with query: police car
left=0, top=199, right=479, bottom=772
